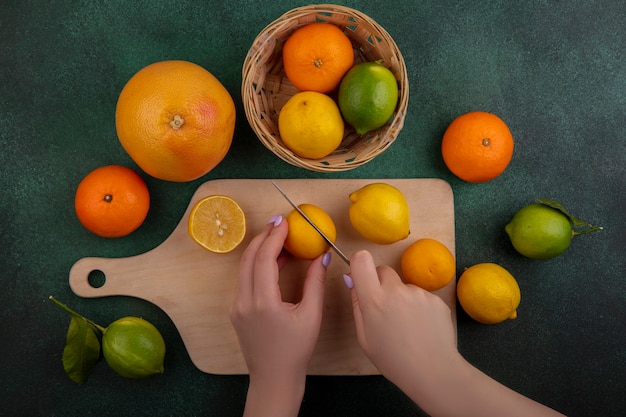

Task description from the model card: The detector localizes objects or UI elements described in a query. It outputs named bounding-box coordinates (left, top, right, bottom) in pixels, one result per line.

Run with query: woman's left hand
left=229, top=215, right=329, bottom=417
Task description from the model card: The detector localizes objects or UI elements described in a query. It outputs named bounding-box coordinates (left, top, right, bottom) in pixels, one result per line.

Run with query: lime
left=338, top=62, right=399, bottom=135
left=505, top=203, right=573, bottom=259
left=102, top=317, right=166, bottom=379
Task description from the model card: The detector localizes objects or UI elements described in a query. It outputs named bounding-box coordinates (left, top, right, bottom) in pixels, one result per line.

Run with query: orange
left=115, top=60, right=236, bottom=182
left=284, top=204, right=337, bottom=260
left=400, top=238, right=455, bottom=291
left=74, top=165, right=150, bottom=238
left=282, top=23, right=354, bottom=93
left=188, top=195, right=246, bottom=254
left=441, top=111, right=514, bottom=182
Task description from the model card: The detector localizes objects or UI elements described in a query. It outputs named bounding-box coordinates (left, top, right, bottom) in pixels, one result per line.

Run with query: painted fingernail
left=322, top=252, right=332, bottom=268
left=268, top=214, right=283, bottom=227
left=343, top=274, right=354, bottom=289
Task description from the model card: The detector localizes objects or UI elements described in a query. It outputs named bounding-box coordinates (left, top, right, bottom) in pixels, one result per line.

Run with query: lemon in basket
left=188, top=195, right=246, bottom=253
left=278, top=91, right=344, bottom=159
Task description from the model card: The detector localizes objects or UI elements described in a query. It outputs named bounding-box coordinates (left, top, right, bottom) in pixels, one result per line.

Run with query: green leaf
left=535, top=197, right=567, bottom=214
left=62, top=316, right=102, bottom=384
left=536, top=198, right=603, bottom=236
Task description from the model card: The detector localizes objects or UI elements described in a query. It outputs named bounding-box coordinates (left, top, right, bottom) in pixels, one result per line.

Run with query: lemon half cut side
left=188, top=195, right=246, bottom=254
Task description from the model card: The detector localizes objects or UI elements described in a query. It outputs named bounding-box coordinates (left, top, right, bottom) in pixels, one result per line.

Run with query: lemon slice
left=188, top=195, right=246, bottom=253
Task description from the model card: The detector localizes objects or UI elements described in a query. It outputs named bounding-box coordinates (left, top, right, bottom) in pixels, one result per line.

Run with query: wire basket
left=242, top=4, right=408, bottom=172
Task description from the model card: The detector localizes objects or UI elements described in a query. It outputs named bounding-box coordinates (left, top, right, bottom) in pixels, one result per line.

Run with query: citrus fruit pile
left=437, top=111, right=601, bottom=323
left=74, top=59, right=237, bottom=240
left=60, top=8, right=606, bottom=388
left=65, top=60, right=240, bottom=384
left=278, top=22, right=399, bottom=159
left=280, top=182, right=455, bottom=293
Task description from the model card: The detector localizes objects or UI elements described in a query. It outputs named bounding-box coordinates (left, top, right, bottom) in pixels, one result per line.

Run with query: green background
left=1, top=1, right=624, bottom=416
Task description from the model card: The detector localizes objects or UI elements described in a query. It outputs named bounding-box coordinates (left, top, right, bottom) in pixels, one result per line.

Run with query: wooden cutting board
left=69, top=178, right=456, bottom=375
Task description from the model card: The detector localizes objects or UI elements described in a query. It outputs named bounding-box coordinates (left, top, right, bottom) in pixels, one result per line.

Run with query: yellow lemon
left=278, top=91, right=344, bottom=159
left=284, top=204, right=337, bottom=260
left=348, top=183, right=410, bottom=245
left=457, top=263, right=521, bottom=325
left=188, top=195, right=246, bottom=253
left=401, top=238, right=455, bottom=291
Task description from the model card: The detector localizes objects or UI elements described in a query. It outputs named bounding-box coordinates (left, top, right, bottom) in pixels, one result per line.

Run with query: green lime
left=505, top=203, right=573, bottom=259
left=338, top=61, right=399, bottom=135
left=102, top=316, right=166, bottom=379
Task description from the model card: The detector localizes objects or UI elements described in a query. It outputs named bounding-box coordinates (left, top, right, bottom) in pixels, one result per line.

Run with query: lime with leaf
left=505, top=198, right=603, bottom=259
left=102, top=317, right=165, bottom=379
left=49, top=296, right=165, bottom=383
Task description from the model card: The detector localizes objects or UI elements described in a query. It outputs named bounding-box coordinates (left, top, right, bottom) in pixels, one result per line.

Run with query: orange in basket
left=283, top=22, right=354, bottom=93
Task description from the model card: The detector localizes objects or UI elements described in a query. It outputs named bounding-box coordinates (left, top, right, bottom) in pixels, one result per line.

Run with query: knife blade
left=271, top=180, right=350, bottom=265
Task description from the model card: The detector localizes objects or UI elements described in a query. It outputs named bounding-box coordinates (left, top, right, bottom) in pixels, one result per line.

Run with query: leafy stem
left=49, top=295, right=106, bottom=332
left=49, top=296, right=106, bottom=384
left=536, top=198, right=604, bottom=236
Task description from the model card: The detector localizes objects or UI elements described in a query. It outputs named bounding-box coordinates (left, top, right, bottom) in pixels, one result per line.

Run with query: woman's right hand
left=346, top=250, right=460, bottom=389
left=346, top=250, right=566, bottom=417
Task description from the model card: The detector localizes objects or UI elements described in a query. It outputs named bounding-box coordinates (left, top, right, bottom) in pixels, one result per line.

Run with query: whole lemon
left=348, top=183, right=410, bottom=245
left=401, top=238, right=456, bottom=292
left=284, top=204, right=337, bottom=260
left=505, top=203, right=572, bottom=259
left=338, top=61, right=399, bottom=135
left=278, top=91, right=344, bottom=159
left=457, top=263, right=521, bottom=325
left=102, top=317, right=166, bottom=379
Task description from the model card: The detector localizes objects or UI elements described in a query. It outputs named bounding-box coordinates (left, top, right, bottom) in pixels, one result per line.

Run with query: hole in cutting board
left=87, top=270, right=106, bottom=288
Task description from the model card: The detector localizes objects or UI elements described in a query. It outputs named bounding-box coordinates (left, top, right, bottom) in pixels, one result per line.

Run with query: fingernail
left=322, top=252, right=332, bottom=268
left=267, top=214, right=283, bottom=227
left=343, top=274, right=354, bottom=289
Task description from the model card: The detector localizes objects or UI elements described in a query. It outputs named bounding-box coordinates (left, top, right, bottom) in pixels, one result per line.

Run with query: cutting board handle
left=69, top=255, right=147, bottom=298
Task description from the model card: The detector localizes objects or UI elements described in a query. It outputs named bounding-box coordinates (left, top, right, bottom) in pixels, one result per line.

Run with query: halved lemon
left=188, top=195, right=246, bottom=253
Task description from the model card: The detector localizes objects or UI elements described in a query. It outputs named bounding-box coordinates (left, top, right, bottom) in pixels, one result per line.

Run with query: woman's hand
left=347, top=250, right=459, bottom=389
left=229, top=215, right=329, bottom=417
left=347, top=250, right=565, bottom=417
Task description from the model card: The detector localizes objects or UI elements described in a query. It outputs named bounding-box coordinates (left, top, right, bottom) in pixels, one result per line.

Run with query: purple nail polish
left=343, top=274, right=354, bottom=289
left=268, top=214, right=283, bottom=226
left=322, top=252, right=332, bottom=268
